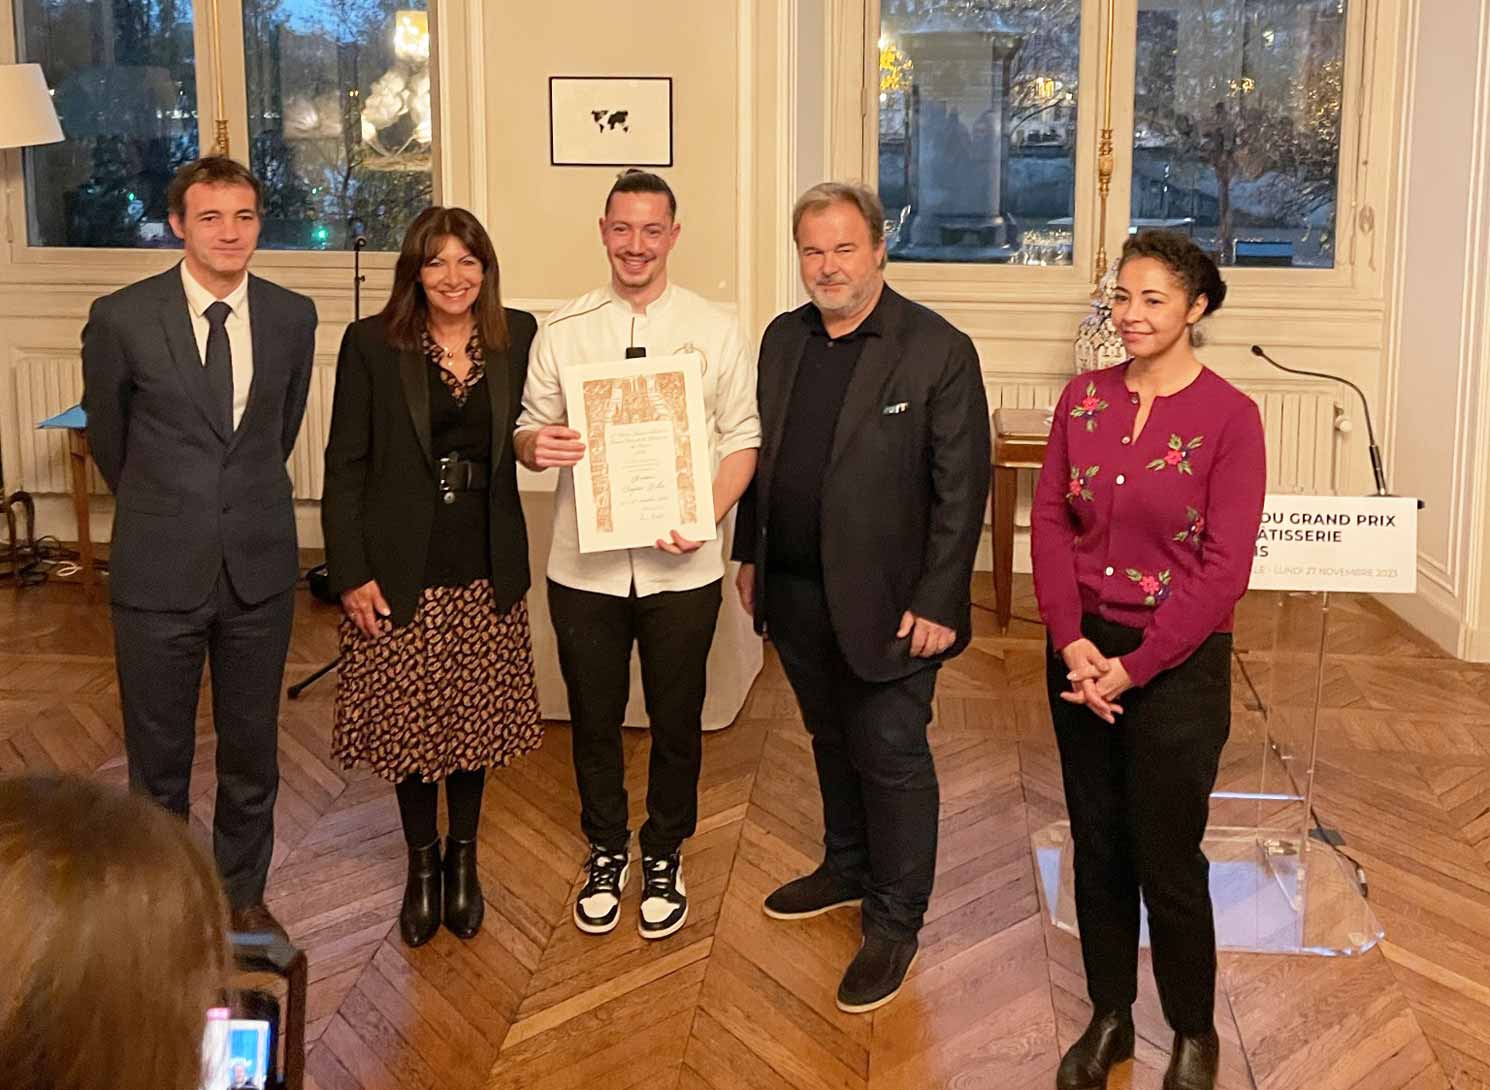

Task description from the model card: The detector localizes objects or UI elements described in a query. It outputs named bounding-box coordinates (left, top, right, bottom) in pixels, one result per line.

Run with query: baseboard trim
left=1376, top=576, right=1473, bottom=659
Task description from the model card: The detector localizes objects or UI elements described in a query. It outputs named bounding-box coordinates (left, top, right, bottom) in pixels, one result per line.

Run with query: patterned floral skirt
left=332, top=581, right=542, bottom=783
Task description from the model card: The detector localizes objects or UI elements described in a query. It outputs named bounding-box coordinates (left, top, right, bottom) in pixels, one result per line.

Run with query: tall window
left=14, top=0, right=199, bottom=248
left=12, top=0, right=436, bottom=251
left=877, top=0, right=1083, bottom=265
left=243, top=2, right=433, bottom=251
left=1130, top=0, right=1347, bottom=267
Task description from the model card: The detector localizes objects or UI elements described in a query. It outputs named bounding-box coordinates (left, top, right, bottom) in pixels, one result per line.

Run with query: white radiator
left=12, top=354, right=106, bottom=495
left=287, top=363, right=338, bottom=500
left=12, top=357, right=1340, bottom=501
left=985, top=379, right=1344, bottom=533
left=10, top=354, right=337, bottom=501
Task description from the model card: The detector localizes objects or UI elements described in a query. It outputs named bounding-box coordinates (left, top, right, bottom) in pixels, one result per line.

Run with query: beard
left=807, top=276, right=878, bottom=318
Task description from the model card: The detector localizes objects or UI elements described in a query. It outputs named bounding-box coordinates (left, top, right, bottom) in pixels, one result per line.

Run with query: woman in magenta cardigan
left=1032, top=231, right=1266, bottom=1090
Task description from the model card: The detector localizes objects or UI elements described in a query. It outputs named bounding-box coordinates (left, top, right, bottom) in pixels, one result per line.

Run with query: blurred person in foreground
left=0, top=774, right=232, bottom=1090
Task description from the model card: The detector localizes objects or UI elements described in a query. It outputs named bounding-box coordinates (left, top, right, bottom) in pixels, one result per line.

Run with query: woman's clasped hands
left=1058, top=638, right=1133, bottom=725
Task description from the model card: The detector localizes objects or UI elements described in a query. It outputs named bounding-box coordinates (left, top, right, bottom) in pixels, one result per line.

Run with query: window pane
left=1131, top=1, right=1347, bottom=268
left=15, top=0, right=199, bottom=248
left=878, top=0, right=1083, bottom=265
left=243, top=1, right=434, bottom=251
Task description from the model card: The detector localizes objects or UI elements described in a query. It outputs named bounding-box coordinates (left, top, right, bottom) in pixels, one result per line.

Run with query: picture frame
left=548, top=76, right=674, bottom=167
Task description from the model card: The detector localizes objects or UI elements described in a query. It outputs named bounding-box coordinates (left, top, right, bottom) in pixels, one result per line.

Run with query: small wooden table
left=990, top=407, right=1052, bottom=631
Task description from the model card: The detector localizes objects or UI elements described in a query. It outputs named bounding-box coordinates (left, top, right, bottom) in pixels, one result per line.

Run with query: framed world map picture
left=549, top=76, right=674, bottom=167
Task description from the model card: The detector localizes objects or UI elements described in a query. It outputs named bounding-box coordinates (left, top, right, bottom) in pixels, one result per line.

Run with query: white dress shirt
left=180, top=262, right=254, bottom=430
left=517, top=282, right=762, bottom=598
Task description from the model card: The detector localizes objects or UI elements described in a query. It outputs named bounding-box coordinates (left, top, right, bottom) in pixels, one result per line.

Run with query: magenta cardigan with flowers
left=1031, top=362, right=1267, bottom=689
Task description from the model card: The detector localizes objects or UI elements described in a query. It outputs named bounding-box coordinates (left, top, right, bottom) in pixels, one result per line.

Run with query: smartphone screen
left=201, top=1006, right=274, bottom=1090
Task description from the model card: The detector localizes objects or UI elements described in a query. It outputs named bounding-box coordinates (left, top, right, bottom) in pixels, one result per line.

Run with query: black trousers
left=1048, top=614, right=1231, bottom=1034
left=767, top=572, right=940, bottom=942
left=547, top=578, right=722, bottom=858
left=112, top=568, right=294, bottom=909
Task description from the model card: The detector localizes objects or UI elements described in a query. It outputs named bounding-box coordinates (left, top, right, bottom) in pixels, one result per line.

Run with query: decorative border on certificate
left=562, top=353, right=716, bottom=553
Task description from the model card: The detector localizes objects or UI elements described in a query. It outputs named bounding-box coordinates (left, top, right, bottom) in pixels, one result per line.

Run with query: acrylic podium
left=1034, top=494, right=1419, bottom=957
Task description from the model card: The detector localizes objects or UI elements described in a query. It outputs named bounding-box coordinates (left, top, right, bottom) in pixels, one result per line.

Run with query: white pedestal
left=518, top=484, right=762, bottom=730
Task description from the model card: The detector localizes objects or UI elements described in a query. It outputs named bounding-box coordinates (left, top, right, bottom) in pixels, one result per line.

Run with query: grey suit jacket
left=82, top=263, right=318, bottom=611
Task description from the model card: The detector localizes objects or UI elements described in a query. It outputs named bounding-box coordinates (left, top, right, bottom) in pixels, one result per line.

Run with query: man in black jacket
left=733, top=181, right=990, bottom=1013
left=82, top=157, right=317, bottom=939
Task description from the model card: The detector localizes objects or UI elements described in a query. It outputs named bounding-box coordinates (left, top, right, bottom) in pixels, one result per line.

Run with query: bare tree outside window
left=878, top=0, right=1083, bottom=265
left=1130, top=0, right=1347, bottom=268
left=15, top=0, right=199, bottom=248
left=244, top=0, right=434, bottom=251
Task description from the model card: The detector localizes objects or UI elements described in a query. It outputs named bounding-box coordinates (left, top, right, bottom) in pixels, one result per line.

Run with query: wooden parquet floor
left=2, top=573, right=1488, bottom=1090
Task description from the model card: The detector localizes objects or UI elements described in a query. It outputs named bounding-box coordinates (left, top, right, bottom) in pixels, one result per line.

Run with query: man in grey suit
left=82, top=157, right=317, bottom=938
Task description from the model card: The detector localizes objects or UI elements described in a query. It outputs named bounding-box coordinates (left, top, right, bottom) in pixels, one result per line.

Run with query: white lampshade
left=0, top=64, right=64, bottom=150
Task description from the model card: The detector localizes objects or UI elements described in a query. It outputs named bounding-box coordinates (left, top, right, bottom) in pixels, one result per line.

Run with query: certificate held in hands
left=561, top=352, right=716, bottom=553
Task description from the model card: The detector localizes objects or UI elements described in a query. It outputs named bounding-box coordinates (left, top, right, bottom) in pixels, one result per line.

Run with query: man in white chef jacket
left=515, top=169, right=760, bottom=941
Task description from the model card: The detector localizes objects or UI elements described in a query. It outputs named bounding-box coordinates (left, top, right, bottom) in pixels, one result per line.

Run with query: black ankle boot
left=443, top=836, right=484, bottom=939
left=400, top=841, right=442, bottom=948
left=1057, top=1008, right=1135, bottom=1090
left=1163, top=1028, right=1220, bottom=1090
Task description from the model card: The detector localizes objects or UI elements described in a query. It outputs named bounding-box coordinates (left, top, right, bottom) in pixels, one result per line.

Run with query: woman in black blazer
left=322, top=207, right=540, bottom=947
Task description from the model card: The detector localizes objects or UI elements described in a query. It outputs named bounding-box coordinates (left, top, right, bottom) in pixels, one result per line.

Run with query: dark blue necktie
left=204, top=300, right=234, bottom=434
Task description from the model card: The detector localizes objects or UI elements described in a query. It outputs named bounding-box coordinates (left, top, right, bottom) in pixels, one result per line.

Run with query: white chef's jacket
left=516, top=282, right=761, bottom=598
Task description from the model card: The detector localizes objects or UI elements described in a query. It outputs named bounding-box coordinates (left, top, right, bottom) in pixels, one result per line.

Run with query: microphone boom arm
left=1251, top=344, right=1388, bottom=496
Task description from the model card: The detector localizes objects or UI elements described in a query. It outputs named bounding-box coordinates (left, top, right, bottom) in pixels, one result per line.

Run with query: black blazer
left=321, top=310, right=536, bottom=628
left=81, top=264, right=317, bottom=611
left=733, top=286, right=991, bottom=683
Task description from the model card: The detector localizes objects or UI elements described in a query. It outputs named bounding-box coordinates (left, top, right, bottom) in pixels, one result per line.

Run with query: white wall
left=1380, top=0, right=1490, bottom=658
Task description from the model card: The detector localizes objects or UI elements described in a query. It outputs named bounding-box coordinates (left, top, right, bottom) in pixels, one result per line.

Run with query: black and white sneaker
left=573, top=844, right=630, bottom=934
left=637, top=852, right=688, bottom=939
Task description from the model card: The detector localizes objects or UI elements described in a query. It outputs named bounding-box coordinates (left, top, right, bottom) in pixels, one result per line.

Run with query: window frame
left=845, top=0, right=1393, bottom=311
left=0, top=0, right=451, bottom=272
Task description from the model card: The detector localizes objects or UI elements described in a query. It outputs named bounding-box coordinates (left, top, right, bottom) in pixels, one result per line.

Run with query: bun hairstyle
left=1119, top=229, right=1228, bottom=320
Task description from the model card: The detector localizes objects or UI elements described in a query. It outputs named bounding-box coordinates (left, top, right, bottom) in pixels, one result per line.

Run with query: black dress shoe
left=399, top=841, right=442, bottom=948
left=229, top=902, right=289, bottom=944
left=443, top=836, right=484, bottom=940
left=1163, top=1028, right=1220, bottom=1090
left=763, top=865, right=864, bottom=920
left=1057, top=1009, right=1135, bottom=1090
left=836, top=934, right=918, bottom=1013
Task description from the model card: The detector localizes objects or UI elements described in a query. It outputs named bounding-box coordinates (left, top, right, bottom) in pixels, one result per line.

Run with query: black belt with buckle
left=437, top=455, right=489, bottom=504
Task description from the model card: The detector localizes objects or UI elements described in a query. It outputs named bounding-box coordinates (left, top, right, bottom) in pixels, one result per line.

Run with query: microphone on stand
left=1250, top=344, right=1388, bottom=497
left=353, top=235, right=368, bottom=321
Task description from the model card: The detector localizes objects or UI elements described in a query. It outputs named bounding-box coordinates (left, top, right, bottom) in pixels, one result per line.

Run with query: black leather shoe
left=399, top=841, right=442, bottom=948
left=229, top=902, right=289, bottom=945
left=836, top=934, right=918, bottom=1013
left=443, top=836, right=485, bottom=940
left=763, top=865, right=864, bottom=920
left=1057, top=1009, right=1135, bottom=1090
left=1163, top=1028, right=1220, bottom=1090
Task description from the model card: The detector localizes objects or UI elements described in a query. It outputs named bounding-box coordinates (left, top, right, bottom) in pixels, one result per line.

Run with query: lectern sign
left=1249, top=494, right=1418, bottom=593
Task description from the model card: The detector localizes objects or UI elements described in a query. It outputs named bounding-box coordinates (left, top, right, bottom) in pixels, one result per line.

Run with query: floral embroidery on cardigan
left=1125, top=567, right=1172, bottom=607
left=1147, top=433, right=1203, bottom=475
left=1174, top=506, right=1206, bottom=548
left=1069, top=381, right=1110, bottom=432
left=1067, top=465, right=1099, bottom=503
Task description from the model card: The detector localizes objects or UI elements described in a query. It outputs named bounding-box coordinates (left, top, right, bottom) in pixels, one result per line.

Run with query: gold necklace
left=430, top=328, right=473, bottom=362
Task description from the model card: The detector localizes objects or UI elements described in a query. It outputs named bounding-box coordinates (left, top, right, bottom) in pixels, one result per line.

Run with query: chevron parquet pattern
left=2, top=573, right=1487, bottom=1089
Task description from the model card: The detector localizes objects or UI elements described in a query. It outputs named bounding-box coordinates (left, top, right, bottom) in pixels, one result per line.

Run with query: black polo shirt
left=766, top=297, right=885, bottom=579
